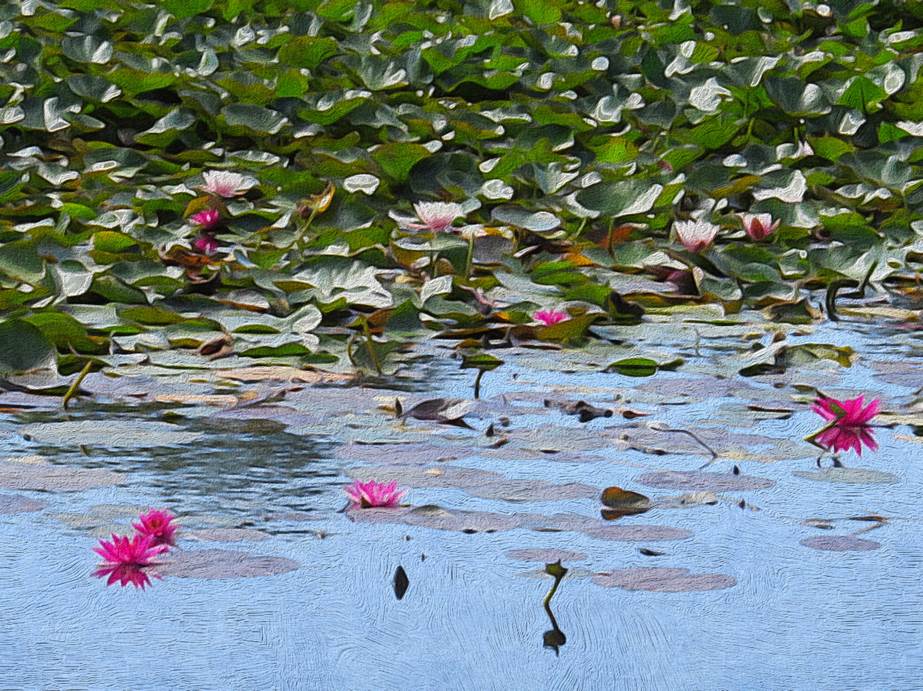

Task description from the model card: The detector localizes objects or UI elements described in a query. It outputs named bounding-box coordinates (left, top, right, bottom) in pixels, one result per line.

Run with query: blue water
left=1, top=312, right=921, bottom=689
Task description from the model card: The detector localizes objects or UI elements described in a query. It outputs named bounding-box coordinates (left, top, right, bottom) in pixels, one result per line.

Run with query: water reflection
left=542, top=561, right=568, bottom=655
left=94, top=564, right=160, bottom=590
left=542, top=604, right=566, bottom=655
left=816, top=425, right=878, bottom=456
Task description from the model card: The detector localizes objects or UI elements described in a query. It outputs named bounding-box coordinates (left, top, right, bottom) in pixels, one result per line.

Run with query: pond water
left=1, top=309, right=921, bottom=689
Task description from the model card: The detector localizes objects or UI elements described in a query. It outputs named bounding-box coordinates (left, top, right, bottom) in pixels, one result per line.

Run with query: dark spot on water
left=393, top=565, right=409, bottom=600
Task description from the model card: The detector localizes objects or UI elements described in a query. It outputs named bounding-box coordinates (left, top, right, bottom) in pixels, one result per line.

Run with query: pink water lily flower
left=345, top=480, right=405, bottom=508
left=674, top=219, right=719, bottom=252
left=812, top=394, right=879, bottom=427
left=403, top=201, right=464, bottom=232
left=133, top=509, right=178, bottom=548
left=815, top=425, right=878, bottom=456
left=202, top=170, right=248, bottom=198
left=741, top=213, right=780, bottom=241
left=812, top=394, right=880, bottom=456
left=534, top=309, right=569, bottom=326
left=193, top=233, right=218, bottom=254
left=94, top=563, right=159, bottom=590
left=94, top=533, right=168, bottom=567
left=190, top=208, right=221, bottom=229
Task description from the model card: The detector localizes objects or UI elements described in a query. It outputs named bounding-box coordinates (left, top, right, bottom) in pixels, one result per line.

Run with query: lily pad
left=793, top=468, right=898, bottom=485
left=637, top=470, right=775, bottom=492
left=592, top=567, right=736, bottom=592
left=505, top=548, right=588, bottom=562
left=800, top=535, right=880, bottom=551
left=600, top=486, right=651, bottom=517
left=0, top=493, right=47, bottom=513
left=349, top=464, right=597, bottom=502
left=0, top=456, right=123, bottom=492
left=154, top=549, right=299, bottom=579
left=186, top=528, right=271, bottom=542
left=22, top=420, right=203, bottom=448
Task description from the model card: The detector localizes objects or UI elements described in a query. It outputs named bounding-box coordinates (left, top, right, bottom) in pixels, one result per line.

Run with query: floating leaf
left=600, top=486, right=651, bottom=518
left=592, top=567, right=736, bottom=592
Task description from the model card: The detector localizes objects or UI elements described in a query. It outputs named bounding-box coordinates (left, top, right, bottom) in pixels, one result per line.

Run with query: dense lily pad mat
left=1, top=0, right=923, bottom=378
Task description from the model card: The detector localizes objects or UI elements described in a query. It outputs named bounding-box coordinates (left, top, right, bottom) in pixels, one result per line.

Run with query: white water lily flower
left=394, top=201, right=464, bottom=232
left=674, top=219, right=719, bottom=253
left=201, top=170, right=249, bottom=198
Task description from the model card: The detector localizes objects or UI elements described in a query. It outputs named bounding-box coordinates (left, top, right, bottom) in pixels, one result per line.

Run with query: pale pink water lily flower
left=674, top=219, right=719, bottom=252
left=400, top=201, right=464, bottom=232
left=741, top=213, right=780, bottom=241
left=133, top=509, right=178, bottom=548
left=201, top=170, right=248, bottom=198
left=345, top=480, right=405, bottom=508
left=193, top=234, right=219, bottom=255
left=94, top=533, right=168, bottom=567
left=190, top=208, right=221, bottom=229
left=534, top=309, right=569, bottom=326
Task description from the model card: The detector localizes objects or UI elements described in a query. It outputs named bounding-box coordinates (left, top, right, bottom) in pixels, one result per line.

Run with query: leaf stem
left=63, top=361, right=92, bottom=410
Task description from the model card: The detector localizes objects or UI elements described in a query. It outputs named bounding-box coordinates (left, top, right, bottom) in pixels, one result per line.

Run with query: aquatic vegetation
left=674, top=220, right=719, bottom=253
left=0, top=1, right=920, bottom=379
left=741, top=213, right=780, bottom=242
left=345, top=480, right=404, bottom=509
left=133, top=509, right=179, bottom=547
left=533, top=310, right=569, bottom=327
left=94, top=533, right=167, bottom=567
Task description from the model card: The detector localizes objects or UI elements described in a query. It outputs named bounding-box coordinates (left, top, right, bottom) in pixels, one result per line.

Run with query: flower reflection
left=811, top=394, right=880, bottom=456
left=815, top=424, right=878, bottom=456
left=94, top=563, right=160, bottom=590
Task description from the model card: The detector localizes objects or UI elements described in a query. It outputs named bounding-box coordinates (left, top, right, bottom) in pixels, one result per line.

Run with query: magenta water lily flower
left=534, top=309, right=568, bottom=326
left=812, top=394, right=880, bottom=455
left=813, top=394, right=879, bottom=427
left=190, top=208, right=221, bottom=229
left=741, top=213, right=780, bottom=241
left=193, top=233, right=218, bottom=254
left=403, top=201, right=464, bottom=232
left=202, top=170, right=247, bottom=198
left=345, top=480, right=404, bottom=508
left=133, top=509, right=178, bottom=547
left=94, top=563, right=159, bottom=590
left=94, top=533, right=168, bottom=567
left=674, top=219, right=719, bottom=253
